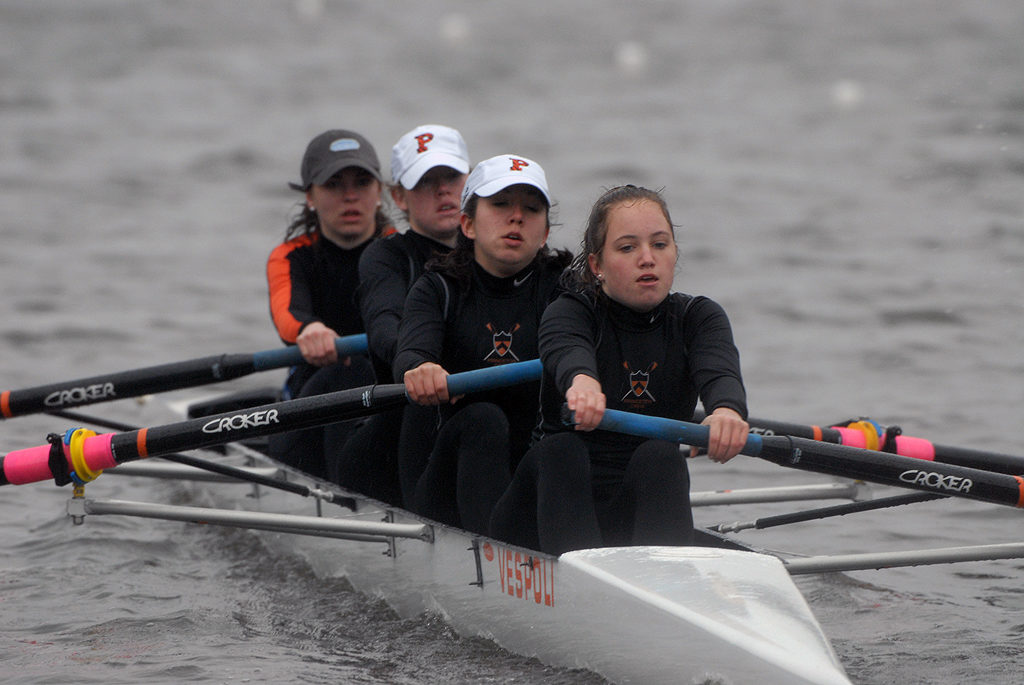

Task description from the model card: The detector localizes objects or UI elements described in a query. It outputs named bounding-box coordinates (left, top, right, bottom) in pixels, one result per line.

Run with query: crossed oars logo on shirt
left=484, top=323, right=522, bottom=362
left=622, top=362, right=658, bottom=402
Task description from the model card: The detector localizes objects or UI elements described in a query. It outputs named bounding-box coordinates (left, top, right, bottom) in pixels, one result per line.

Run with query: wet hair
left=428, top=189, right=570, bottom=286
left=562, top=184, right=676, bottom=294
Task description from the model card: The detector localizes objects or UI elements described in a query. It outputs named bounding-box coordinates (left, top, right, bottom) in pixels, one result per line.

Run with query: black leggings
left=489, top=433, right=694, bottom=555
left=266, top=357, right=375, bottom=480
left=407, top=402, right=514, bottom=536
left=396, top=403, right=441, bottom=509
left=325, top=407, right=404, bottom=505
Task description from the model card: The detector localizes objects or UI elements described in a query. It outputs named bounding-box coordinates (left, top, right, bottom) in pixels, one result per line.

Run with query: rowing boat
left=2, top=361, right=842, bottom=684
left=102, top=435, right=852, bottom=685
left=6, top=348, right=1023, bottom=683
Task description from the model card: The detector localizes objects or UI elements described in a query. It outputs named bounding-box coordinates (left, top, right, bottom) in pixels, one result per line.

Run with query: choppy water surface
left=1, top=2, right=1022, bottom=683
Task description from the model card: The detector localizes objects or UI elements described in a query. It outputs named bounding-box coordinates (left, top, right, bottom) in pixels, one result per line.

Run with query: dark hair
left=562, top=184, right=676, bottom=293
left=428, top=191, right=570, bottom=286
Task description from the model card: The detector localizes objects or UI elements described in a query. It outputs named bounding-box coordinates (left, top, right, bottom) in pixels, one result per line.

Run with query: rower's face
left=461, top=185, right=550, bottom=278
left=588, top=199, right=677, bottom=312
left=307, top=167, right=381, bottom=247
left=391, top=166, right=466, bottom=245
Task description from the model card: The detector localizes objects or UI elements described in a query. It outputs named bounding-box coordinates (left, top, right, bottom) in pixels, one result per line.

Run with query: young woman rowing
left=489, top=185, right=749, bottom=554
left=393, top=155, right=571, bottom=533
left=265, top=129, right=390, bottom=479
left=325, top=124, right=470, bottom=503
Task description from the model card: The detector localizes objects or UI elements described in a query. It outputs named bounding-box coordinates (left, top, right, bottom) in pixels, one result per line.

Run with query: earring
left=597, top=273, right=604, bottom=281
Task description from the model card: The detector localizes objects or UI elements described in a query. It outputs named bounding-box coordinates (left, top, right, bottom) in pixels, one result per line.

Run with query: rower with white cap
left=326, top=125, right=470, bottom=503
left=392, top=154, right=571, bottom=532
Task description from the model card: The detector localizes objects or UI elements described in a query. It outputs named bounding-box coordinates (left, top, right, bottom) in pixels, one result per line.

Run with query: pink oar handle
left=892, top=434, right=937, bottom=461
left=2, top=433, right=116, bottom=485
left=833, top=426, right=936, bottom=461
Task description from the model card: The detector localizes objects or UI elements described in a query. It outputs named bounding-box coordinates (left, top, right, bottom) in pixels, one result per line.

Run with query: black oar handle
left=0, top=335, right=367, bottom=419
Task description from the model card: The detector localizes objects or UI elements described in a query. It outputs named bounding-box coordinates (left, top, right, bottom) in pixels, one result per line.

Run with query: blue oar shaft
left=596, top=408, right=764, bottom=455
left=447, top=359, right=540, bottom=396
left=251, top=335, right=368, bottom=371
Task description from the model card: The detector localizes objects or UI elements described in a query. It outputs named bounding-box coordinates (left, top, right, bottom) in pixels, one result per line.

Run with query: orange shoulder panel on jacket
left=267, top=234, right=316, bottom=343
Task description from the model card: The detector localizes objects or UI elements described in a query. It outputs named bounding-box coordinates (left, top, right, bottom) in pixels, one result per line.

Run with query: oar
left=588, top=409, right=1024, bottom=510
left=0, top=360, right=541, bottom=487
left=693, top=411, right=1024, bottom=476
left=43, top=409, right=358, bottom=507
left=0, top=335, right=368, bottom=419
left=712, top=492, right=946, bottom=533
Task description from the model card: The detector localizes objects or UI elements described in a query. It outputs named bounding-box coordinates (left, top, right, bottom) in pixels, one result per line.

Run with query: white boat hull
left=172, top=461, right=850, bottom=685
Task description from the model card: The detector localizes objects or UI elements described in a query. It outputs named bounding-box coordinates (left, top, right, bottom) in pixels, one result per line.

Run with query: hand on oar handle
left=694, top=408, right=749, bottom=463
left=296, top=322, right=341, bottom=366
left=565, top=374, right=605, bottom=432
left=404, top=362, right=462, bottom=405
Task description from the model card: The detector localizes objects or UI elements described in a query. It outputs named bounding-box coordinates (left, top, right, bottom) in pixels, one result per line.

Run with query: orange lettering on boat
left=489, top=544, right=555, bottom=608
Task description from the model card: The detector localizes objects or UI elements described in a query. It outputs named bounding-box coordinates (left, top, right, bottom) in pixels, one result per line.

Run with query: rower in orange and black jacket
left=268, top=233, right=374, bottom=395
left=265, top=129, right=391, bottom=480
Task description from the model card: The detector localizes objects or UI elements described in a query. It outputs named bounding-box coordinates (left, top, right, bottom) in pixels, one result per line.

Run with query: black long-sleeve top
left=357, top=231, right=452, bottom=383
left=266, top=234, right=369, bottom=344
left=394, top=259, right=565, bottom=461
left=536, top=290, right=747, bottom=462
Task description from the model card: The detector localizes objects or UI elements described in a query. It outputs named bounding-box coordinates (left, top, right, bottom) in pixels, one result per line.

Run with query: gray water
left=1, top=1, right=1023, bottom=683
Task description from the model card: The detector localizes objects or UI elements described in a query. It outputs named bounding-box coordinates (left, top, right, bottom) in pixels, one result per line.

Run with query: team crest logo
left=484, top=323, right=521, bottom=362
left=622, top=362, right=658, bottom=402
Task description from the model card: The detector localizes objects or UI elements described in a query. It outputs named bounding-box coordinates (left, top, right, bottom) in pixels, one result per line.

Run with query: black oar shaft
left=0, top=360, right=541, bottom=487
left=49, top=409, right=352, bottom=503
left=0, top=335, right=368, bottom=419
left=588, top=409, right=1024, bottom=511
left=719, top=492, right=945, bottom=532
left=698, top=411, right=1024, bottom=477
left=748, top=418, right=843, bottom=443
left=930, top=443, right=1024, bottom=476
left=111, top=384, right=409, bottom=461
left=1, top=354, right=255, bottom=418
left=757, top=435, right=1024, bottom=509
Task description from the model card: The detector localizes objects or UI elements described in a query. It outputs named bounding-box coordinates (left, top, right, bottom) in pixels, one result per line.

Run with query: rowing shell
left=105, top=448, right=851, bottom=685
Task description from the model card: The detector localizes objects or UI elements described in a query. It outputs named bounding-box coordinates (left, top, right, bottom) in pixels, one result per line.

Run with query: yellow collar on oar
left=67, top=428, right=103, bottom=484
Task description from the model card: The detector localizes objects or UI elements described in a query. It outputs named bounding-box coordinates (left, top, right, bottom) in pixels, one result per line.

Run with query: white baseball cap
left=460, top=154, right=551, bottom=211
left=391, top=124, right=470, bottom=190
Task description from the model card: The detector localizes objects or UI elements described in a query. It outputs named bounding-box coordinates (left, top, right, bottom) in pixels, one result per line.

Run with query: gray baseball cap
left=289, top=129, right=382, bottom=191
